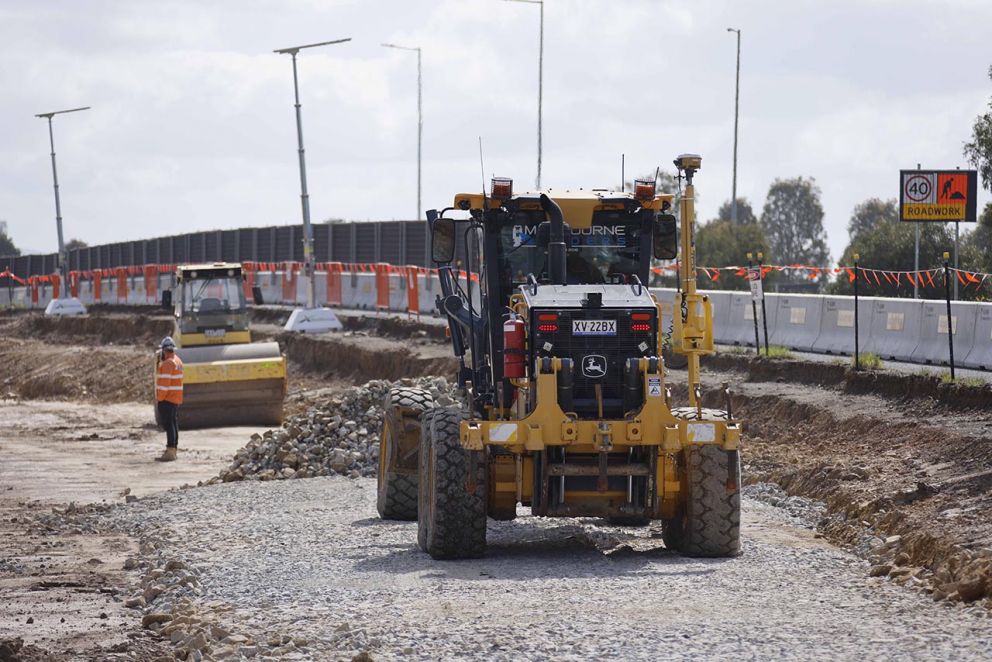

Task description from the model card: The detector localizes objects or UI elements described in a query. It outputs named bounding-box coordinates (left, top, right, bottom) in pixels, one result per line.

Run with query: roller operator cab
left=376, top=155, right=743, bottom=560
left=153, top=263, right=288, bottom=429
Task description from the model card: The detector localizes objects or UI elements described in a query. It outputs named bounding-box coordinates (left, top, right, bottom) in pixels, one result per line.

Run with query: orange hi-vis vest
left=156, top=354, right=184, bottom=405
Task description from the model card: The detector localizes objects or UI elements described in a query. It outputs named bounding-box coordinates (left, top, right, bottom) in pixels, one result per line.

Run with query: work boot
left=155, top=447, right=178, bottom=462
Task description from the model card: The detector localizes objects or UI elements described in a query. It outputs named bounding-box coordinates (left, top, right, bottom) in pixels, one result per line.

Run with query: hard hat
left=160, top=336, right=177, bottom=351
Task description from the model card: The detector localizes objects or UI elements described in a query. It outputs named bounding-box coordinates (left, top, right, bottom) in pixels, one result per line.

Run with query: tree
left=848, top=198, right=898, bottom=240
left=830, top=219, right=958, bottom=299
left=716, top=198, right=758, bottom=225
left=964, top=65, right=992, bottom=192
left=760, top=177, right=830, bottom=287
left=65, top=238, right=88, bottom=251
left=963, top=202, right=992, bottom=275
left=0, top=230, right=19, bottom=257
left=694, top=217, right=770, bottom=291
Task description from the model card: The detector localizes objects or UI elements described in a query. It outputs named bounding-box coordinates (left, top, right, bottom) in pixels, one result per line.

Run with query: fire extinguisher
left=503, top=314, right=526, bottom=379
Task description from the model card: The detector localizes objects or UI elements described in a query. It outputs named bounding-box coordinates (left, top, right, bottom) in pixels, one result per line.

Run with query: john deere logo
left=582, top=355, right=607, bottom=378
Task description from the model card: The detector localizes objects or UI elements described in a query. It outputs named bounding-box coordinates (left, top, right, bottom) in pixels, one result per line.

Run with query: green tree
left=760, top=177, right=830, bottom=289
left=962, top=202, right=992, bottom=275
left=716, top=198, right=758, bottom=225
left=0, top=230, right=19, bottom=257
left=848, top=198, right=898, bottom=240
left=65, top=238, right=87, bottom=251
left=695, top=217, right=770, bottom=291
left=964, top=65, right=992, bottom=191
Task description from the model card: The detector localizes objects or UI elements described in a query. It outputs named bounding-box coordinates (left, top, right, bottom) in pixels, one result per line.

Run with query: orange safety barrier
left=94, top=272, right=102, bottom=301
left=51, top=274, right=61, bottom=300
left=117, top=268, right=128, bottom=303
left=326, top=262, right=343, bottom=306
left=281, top=261, right=297, bottom=303
left=375, top=263, right=391, bottom=310
left=144, top=266, right=158, bottom=303
left=69, top=272, right=79, bottom=298
left=30, top=277, right=39, bottom=305
left=241, top=262, right=255, bottom=300
left=405, top=266, right=421, bottom=318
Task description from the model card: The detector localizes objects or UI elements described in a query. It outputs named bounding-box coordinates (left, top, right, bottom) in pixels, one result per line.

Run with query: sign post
left=900, top=168, right=977, bottom=301
left=757, top=251, right=769, bottom=356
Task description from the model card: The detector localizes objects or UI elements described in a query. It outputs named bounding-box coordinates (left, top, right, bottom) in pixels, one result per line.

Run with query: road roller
left=155, top=262, right=287, bottom=429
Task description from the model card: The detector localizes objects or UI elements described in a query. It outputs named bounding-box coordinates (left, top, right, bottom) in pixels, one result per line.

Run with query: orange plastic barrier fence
left=281, top=261, right=298, bottom=303
left=326, top=262, right=343, bottom=306
left=405, top=266, right=421, bottom=318
left=117, top=269, right=128, bottom=303
left=375, top=263, right=391, bottom=310
left=144, top=266, right=158, bottom=302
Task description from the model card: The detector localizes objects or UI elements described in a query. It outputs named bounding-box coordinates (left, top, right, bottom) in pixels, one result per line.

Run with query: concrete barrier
left=912, top=301, right=978, bottom=367
left=964, top=306, right=992, bottom=370
left=768, top=293, right=823, bottom=352
left=814, top=297, right=871, bottom=356
left=720, top=292, right=775, bottom=348
left=862, top=298, right=923, bottom=362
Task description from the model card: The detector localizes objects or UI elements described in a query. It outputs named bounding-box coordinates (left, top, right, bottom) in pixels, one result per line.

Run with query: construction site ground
left=1, top=308, right=990, bottom=660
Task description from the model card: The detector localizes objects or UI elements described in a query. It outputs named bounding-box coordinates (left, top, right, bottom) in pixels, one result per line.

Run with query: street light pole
left=35, top=106, right=90, bottom=298
left=727, top=28, right=741, bottom=225
left=382, top=43, right=423, bottom=220
left=274, top=38, right=351, bottom=312
left=506, top=0, right=543, bottom=190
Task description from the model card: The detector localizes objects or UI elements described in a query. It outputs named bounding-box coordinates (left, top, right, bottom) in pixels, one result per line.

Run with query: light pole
left=275, top=38, right=350, bottom=333
left=382, top=43, right=423, bottom=220
left=727, top=27, right=741, bottom=225
left=505, top=0, right=543, bottom=190
left=36, top=106, right=90, bottom=299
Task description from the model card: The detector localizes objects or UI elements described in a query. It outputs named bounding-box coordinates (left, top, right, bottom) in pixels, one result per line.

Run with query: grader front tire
left=667, top=443, right=741, bottom=558
left=377, top=387, right=434, bottom=521
left=417, top=407, right=487, bottom=560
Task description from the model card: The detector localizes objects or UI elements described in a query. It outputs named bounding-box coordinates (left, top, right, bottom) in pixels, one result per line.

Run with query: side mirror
left=431, top=217, right=456, bottom=263
left=252, top=286, right=264, bottom=306
left=161, top=289, right=172, bottom=310
left=653, top=213, right=678, bottom=260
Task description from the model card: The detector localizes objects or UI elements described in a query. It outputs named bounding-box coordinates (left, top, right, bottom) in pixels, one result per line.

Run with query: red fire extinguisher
left=503, top=315, right=526, bottom=379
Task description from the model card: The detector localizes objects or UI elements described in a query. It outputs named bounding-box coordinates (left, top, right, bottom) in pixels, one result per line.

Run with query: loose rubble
left=215, top=377, right=460, bottom=484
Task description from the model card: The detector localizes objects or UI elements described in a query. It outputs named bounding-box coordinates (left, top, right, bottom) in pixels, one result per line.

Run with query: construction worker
left=155, top=336, right=183, bottom=462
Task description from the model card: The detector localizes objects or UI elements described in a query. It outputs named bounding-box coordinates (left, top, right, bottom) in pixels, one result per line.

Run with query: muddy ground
left=1, top=308, right=991, bottom=659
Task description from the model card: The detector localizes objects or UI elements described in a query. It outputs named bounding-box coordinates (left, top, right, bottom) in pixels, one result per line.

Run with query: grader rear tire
left=417, top=407, right=487, bottom=559
left=377, top=387, right=434, bottom=521
left=666, top=444, right=741, bottom=557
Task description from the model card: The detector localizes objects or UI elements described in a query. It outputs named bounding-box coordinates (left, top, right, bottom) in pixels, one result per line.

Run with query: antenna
left=478, top=136, right=488, bottom=207
left=621, top=153, right=625, bottom=192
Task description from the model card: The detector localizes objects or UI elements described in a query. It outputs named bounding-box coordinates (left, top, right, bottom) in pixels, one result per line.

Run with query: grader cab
left=377, top=155, right=741, bottom=559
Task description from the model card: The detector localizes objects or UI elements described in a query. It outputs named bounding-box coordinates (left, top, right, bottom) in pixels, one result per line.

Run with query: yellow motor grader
left=156, top=263, right=287, bottom=429
left=377, top=155, right=741, bottom=559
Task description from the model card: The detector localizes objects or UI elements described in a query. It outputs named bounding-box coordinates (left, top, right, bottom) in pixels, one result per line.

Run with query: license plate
left=204, top=328, right=226, bottom=338
left=572, top=319, right=616, bottom=336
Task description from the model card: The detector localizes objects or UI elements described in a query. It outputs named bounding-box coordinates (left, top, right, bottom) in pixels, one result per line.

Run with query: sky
left=1, top=0, right=990, bottom=263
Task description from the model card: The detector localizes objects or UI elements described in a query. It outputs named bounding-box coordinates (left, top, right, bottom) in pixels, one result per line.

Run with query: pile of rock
left=215, top=377, right=459, bottom=484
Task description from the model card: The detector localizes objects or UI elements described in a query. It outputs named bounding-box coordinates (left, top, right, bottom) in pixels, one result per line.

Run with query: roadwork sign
left=900, top=169, right=977, bottom=222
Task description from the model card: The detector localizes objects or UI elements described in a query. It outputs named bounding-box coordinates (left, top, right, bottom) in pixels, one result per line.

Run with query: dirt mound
left=1, top=313, right=172, bottom=348
left=705, top=385, right=992, bottom=608
left=0, top=338, right=151, bottom=403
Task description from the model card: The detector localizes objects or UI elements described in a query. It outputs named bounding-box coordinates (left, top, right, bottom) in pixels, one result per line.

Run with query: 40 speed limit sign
left=900, top=169, right=977, bottom=222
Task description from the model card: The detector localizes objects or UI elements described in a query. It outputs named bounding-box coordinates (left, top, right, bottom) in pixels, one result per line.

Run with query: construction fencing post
left=757, top=252, right=769, bottom=356
left=854, top=254, right=860, bottom=371
left=746, top=252, right=760, bottom=355
left=944, top=253, right=955, bottom=380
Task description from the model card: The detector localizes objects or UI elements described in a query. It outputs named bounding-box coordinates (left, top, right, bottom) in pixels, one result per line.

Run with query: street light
left=381, top=43, right=423, bottom=220
left=505, top=0, right=544, bottom=190
left=36, top=105, right=90, bottom=312
left=727, top=27, right=741, bottom=225
left=274, top=37, right=350, bottom=333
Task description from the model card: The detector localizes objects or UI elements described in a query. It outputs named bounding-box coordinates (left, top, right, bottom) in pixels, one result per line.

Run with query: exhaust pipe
left=540, top=193, right=567, bottom=285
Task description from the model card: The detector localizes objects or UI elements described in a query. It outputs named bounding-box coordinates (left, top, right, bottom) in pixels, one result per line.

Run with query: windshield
left=497, top=210, right=645, bottom=286
left=182, top=276, right=245, bottom=314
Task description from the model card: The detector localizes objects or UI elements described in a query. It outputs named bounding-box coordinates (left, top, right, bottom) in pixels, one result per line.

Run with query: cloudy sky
left=1, top=0, right=990, bottom=262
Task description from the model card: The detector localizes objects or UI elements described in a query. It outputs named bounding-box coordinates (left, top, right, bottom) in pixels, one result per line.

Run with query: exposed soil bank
left=704, top=353, right=992, bottom=411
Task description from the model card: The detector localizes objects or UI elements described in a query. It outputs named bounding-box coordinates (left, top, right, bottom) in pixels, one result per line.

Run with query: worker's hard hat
left=160, top=336, right=177, bottom=351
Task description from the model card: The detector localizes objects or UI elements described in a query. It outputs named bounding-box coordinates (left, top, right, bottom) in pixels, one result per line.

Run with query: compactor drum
left=155, top=263, right=287, bottom=429
left=377, top=155, right=742, bottom=559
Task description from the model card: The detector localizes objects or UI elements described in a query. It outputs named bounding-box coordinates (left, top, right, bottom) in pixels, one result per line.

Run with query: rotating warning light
left=634, top=178, right=655, bottom=201
left=491, top=177, right=513, bottom=200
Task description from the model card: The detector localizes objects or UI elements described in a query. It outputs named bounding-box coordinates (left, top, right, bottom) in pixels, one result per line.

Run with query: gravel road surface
left=111, top=476, right=992, bottom=661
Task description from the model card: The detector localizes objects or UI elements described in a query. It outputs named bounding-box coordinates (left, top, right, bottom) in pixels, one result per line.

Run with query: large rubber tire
left=664, top=408, right=741, bottom=558
left=417, top=407, right=487, bottom=559
left=377, top=387, right=434, bottom=521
